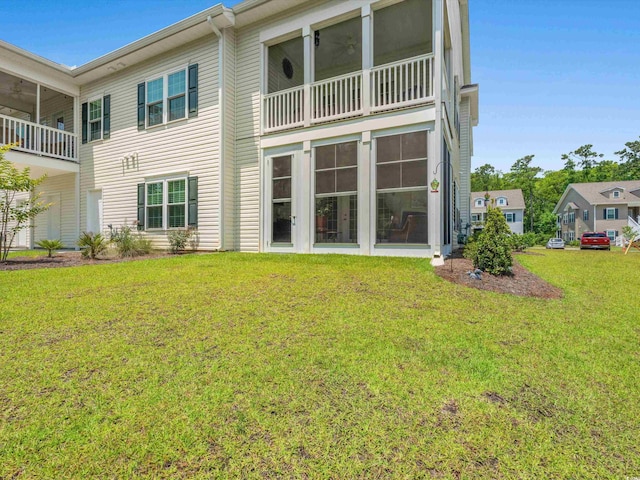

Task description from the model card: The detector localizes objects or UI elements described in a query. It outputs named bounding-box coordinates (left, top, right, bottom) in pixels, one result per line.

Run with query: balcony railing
left=1, top=114, right=79, bottom=162
left=263, top=54, right=434, bottom=134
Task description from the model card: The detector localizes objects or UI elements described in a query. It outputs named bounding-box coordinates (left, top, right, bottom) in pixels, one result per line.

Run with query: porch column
left=431, top=0, right=444, bottom=257
left=303, top=26, right=312, bottom=127
left=361, top=5, right=372, bottom=116
left=36, top=84, right=41, bottom=153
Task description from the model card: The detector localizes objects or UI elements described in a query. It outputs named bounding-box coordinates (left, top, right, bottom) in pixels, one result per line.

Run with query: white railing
left=311, top=71, right=363, bottom=124
left=263, top=86, right=305, bottom=133
left=263, top=54, right=434, bottom=133
left=371, top=54, right=434, bottom=112
left=1, top=114, right=78, bottom=162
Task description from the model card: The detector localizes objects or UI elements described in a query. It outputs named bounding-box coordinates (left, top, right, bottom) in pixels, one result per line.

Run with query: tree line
left=470, top=137, right=640, bottom=235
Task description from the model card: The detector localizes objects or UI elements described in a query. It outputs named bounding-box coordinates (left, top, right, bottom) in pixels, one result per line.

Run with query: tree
left=615, top=137, right=640, bottom=180
left=561, top=145, right=604, bottom=182
left=0, top=145, right=50, bottom=261
left=504, top=155, right=541, bottom=233
left=466, top=206, right=513, bottom=275
left=471, top=163, right=505, bottom=192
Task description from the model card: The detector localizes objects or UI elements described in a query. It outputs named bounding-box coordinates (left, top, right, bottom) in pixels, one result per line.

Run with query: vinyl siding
left=458, top=97, right=471, bottom=230
left=34, top=173, right=77, bottom=246
left=40, top=94, right=74, bottom=133
left=78, top=35, right=220, bottom=251
left=222, top=28, right=236, bottom=250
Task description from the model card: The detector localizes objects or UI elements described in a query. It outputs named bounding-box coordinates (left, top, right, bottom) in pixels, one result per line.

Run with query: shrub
left=468, top=207, right=513, bottom=275
left=167, top=229, right=194, bottom=254
left=35, top=239, right=65, bottom=258
left=77, top=232, right=108, bottom=259
left=509, top=234, right=528, bottom=252
left=111, top=225, right=153, bottom=257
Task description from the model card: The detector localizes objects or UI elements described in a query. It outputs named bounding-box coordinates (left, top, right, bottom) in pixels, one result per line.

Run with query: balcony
left=1, top=114, right=78, bottom=162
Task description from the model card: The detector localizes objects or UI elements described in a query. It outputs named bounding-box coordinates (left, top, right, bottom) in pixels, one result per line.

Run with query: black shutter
left=188, top=64, right=198, bottom=118
left=137, top=83, right=146, bottom=130
left=81, top=102, right=88, bottom=144
left=103, top=95, right=111, bottom=139
left=615, top=208, right=619, bottom=220
left=137, top=183, right=145, bottom=230
left=188, top=176, right=198, bottom=228
left=603, top=208, right=606, bottom=219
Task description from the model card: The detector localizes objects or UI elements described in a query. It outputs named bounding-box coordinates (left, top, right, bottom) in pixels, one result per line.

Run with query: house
left=553, top=180, right=640, bottom=243
left=0, top=0, right=479, bottom=258
left=470, top=189, right=525, bottom=234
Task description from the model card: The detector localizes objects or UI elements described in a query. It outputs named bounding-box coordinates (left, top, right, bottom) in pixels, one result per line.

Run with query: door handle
left=290, top=215, right=296, bottom=225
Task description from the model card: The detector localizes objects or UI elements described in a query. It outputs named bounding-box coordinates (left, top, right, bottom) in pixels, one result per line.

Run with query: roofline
left=459, top=0, right=471, bottom=85
left=0, top=39, right=74, bottom=75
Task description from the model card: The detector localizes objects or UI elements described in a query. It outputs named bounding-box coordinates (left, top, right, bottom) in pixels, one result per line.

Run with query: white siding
left=34, top=173, right=77, bottom=247
left=40, top=94, right=74, bottom=133
left=458, top=98, right=471, bottom=231
left=79, top=35, right=221, bottom=251
left=222, top=28, right=236, bottom=250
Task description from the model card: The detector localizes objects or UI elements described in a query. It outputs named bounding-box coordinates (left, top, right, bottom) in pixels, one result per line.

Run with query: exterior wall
left=39, top=94, right=74, bottom=133
left=34, top=173, right=77, bottom=247
left=79, top=35, right=221, bottom=251
left=504, top=208, right=523, bottom=234
left=594, top=204, right=629, bottom=238
left=558, top=190, right=590, bottom=240
left=458, top=97, right=471, bottom=236
left=222, top=27, right=236, bottom=250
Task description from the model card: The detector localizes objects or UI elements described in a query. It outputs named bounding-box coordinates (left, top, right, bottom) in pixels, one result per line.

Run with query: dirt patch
left=434, top=251, right=563, bottom=299
left=0, top=251, right=180, bottom=271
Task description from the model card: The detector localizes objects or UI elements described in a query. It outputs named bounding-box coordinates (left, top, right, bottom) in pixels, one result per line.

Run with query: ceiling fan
left=10, top=81, right=24, bottom=99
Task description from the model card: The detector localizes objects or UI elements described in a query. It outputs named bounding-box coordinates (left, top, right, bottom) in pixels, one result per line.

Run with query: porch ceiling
left=4, top=149, right=78, bottom=178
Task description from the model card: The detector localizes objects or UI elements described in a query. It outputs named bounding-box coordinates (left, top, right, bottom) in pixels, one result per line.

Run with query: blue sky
left=1, top=0, right=638, bottom=173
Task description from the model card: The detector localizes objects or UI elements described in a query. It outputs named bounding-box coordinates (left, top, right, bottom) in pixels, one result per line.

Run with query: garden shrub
left=77, top=232, right=108, bottom=259
left=167, top=229, right=194, bottom=254
left=111, top=225, right=152, bottom=257
left=467, top=206, right=513, bottom=275
left=35, top=239, right=64, bottom=258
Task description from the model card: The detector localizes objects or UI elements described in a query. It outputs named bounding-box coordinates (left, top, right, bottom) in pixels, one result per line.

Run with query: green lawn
left=1, top=251, right=638, bottom=478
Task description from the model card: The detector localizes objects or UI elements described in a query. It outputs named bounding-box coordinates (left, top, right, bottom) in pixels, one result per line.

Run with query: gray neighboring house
left=470, top=189, right=525, bottom=234
left=553, top=180, right=640, bottom=243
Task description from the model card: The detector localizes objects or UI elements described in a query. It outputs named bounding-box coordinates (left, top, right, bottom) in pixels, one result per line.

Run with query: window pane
left=272, top=202, right=291, bottom=243
left=147, top=78, right=163, bottom=103
left=402, top=160, right=427, bottom=187
left=168, top=205, right=185, bottom=228
left=147, top=206, right=163, bottom=229
left=168, top=96, right=185, bottom=121
left=272, top=156, right=291, bottom=178
left=168, top=180, right=185, bottom=204
left=336, top=167, right=357, bottom=192
left=336, top=142, right=357, bottom=167
left=148, top=103, right=163, bottom=126
left=147, top=183, right=163, bottom=205
left=376, top=191, right=427, bottom=244
left=315, top=195, right=357, bottom=244
left=90, top=121, right=101, bottom=141
left=316, top=170, right=335, bottom=194
left=168, top=71, right=186, bottom=97
left=89, top=100, right=102, bottom=121
left=376, top=135, right=401, bottom=163
left=401, top=131, right=427, bottom=159
left=377, top=163, right=401, bottom=189
left=315, top=145, right=335, bottom=170
left=273, top=178, right=291, bottom=200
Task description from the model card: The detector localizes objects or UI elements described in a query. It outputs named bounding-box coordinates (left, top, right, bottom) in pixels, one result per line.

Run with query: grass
left=0, top=251, right=638, bottom=478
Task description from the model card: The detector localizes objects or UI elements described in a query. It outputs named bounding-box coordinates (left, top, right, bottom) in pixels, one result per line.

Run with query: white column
left=361, top=131, right=371, bottom=254
left=431, top=0, right=444, bottom=257
left=36, top=84, right=41, bottom=153
left=301, top=140, right=312, bottom=253
left=361, top=5, right=372, bottom=116
left=303, top=26, right=312, bottom=127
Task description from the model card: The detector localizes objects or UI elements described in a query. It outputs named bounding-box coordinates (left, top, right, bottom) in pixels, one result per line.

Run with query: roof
left=470, top=189, right=525, bottom=212
left=553, top=180, right=640, bottom=213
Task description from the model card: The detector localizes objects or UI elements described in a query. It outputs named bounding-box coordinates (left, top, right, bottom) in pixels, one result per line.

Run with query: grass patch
left=1, top=251, right=638, bottom=477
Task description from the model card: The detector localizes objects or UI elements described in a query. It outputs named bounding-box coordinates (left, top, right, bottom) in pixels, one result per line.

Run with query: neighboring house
left=470, top=189, right=525, bottom=234
left=553, top=180, right=640, bottom=243
left=0, top=0, right=479, bottom=258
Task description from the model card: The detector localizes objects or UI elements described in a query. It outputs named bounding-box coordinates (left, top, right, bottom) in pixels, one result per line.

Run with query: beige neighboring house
left=1, top=0, right=479, bottom=258
left=470, top=189, right=525, bottom=234
left=553, top=180, right=640, bottom=243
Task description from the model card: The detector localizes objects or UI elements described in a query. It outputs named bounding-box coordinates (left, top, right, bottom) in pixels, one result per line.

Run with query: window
left=144, top=178, right=188, bottom=230
left=568, top=211, right=575, bottom=223
left=82, top=95, right=110, bottom=144
left=605, top=208, right=618, bottom=220
left=504, top=212, right=516, bottom=223
left=376, top=131, right=428, bottom=244
left=606, top=229, right=617, bottom=241
left=497, top=197, right=506, bottom=206
left=568, top=231, right=575, bottom=241
left=89, top=98, right=102, bottom=141
left=563, top=213, right=568, bottom=224
left=146, top=68, right=188, bottom=127
left=315, top=142, right=358, bottom=244
left=613, top=190, right=620, bottom=198
left=583, top=209, right=589, bottom=221
left=475, top=198, right=483, bottom=207
left=471, top=213, right=480, bottom=222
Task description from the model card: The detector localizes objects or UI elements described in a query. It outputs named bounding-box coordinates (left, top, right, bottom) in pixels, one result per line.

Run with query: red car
left=580, top=232, right=611, bottom=250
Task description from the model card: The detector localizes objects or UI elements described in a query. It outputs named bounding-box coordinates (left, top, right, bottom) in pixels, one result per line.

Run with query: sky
left=1, top=0, right=639, bottom=173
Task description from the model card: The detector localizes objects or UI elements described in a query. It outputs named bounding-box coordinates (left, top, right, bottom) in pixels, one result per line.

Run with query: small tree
left=467, top=206, right=513, bottom=275
left=35, top=239, right=65, bottom=258
left=0, top=144, right=50, bottom=261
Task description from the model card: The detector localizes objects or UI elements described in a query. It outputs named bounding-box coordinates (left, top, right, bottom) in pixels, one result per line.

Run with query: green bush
left=509, top=234, right=528, bottom=252
left=467, top=207, right=513, bottom=275
left=111, top=225, right=153, bottom=257
left=167, top=229, right=194, bottom=254
left=77, top=232, right=108, bottom=259
left=35, top=239, right=64, bottom=258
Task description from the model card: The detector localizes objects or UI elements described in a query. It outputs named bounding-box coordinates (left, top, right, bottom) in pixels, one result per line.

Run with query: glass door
left=269, top=154, right=295, bottom=249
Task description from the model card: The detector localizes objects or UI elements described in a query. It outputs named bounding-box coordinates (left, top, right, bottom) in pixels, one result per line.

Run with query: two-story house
left=553, top=180, right=640, bottom=243
left=1, top=0, right=479, bottom=258
left=470, top=189, right=525, bottom=234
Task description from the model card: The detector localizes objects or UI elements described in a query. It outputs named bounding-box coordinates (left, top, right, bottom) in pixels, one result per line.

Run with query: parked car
left=546, top=238, right=565, bottom=249
left=580, top=232, right=611, bottom=250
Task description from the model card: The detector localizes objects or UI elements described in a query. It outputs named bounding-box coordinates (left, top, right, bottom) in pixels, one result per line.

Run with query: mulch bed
left=434, top=251, right=563, bottom=299
left=0, top=251, right=172, bottom=271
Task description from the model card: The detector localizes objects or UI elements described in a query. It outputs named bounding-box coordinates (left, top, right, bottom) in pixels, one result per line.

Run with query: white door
left=266, top=154, right=296, bottom=252
left=87, top=190, right=103, bottom=234
left=46, top=193, right=61, bottom=240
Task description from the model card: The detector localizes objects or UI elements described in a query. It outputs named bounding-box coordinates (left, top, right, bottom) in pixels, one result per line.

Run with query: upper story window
left=138, top=65, right=198, bottom=130
left=82, top=95, right=110, bottom=144
left=497, top=197, right=506, bottom=206
left=474, top=198, right=483, bottom=207
left=504, top=212, right=516, bottom=223
left=583, top=209, right=589, bottom=221
left=605, top=207, right=619, bottom=220
left=568, top=211, right=575, bottom=223
left=89, top=99, right=102, bottom=141
left=613, top=190, right=621, bottom=198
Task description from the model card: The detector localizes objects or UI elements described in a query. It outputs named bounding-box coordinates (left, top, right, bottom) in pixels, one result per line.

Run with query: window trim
left=145, top=65, right=188, bottom=128
left=613, top=190, right=620, bottom=198
left=144, top=176, right=188, bottom=230
left=87, top=96, right=103, bottom=142
left=606, top=229, right=616, bottom=241
left=504, top=212, right=516, bottom=223
left=583, top=209, right=589, bottom=221
left=605, top=207, right=617, bottom=220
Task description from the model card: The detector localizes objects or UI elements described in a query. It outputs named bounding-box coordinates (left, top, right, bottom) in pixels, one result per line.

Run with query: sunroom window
left=376, top=131, right=428, bottom=244
left=268, top=36, right=303, bottom=94
left=314, top=16, right=362, bottom=82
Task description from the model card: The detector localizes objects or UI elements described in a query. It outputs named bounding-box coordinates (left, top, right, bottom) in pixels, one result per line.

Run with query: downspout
left=207, top=16, right=225, bottom=250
